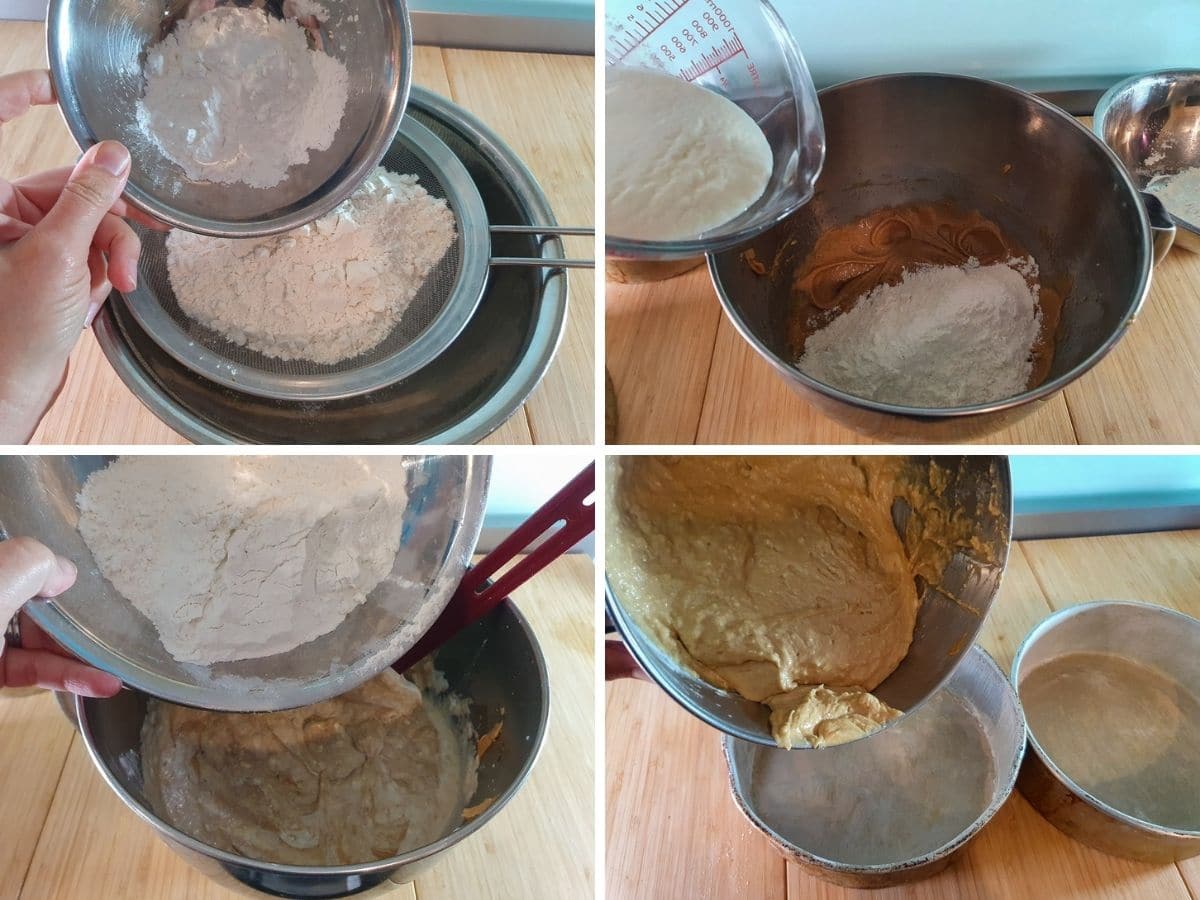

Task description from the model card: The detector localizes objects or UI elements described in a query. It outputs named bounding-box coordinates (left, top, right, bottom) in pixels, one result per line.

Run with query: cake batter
left=607, top=456, right=921, bottom=748
left=141, top=667, right=478, bottom=866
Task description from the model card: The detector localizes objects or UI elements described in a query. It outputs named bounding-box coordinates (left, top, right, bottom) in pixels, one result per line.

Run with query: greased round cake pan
left=76, top=600, right=549, bottom=898
left=725, top=645, right=1025, bottom=888
left=1012, top=601, right=1200, bottom=863
left=93, top=89, right=569, bottom=444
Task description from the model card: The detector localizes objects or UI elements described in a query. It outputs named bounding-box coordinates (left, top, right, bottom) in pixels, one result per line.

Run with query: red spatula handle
left=393, top=462, right=595, bottom=671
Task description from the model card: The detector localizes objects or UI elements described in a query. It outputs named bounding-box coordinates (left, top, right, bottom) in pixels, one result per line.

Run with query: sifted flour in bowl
left=137, top=6, right=349, bottom=189
left=76, top=456, right=409, bottom=665
left=165, top=168, right=456, bottom=364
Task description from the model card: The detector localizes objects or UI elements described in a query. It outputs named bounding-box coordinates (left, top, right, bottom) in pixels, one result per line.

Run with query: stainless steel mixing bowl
left=1013, top=601, right=1200, bottom=863
left=75, top=600, right=549, bottom=898
left=605, top=455, right=1012, bottom=747
left=726, top=645, right=1024, bottom=888
left=0, top=455, right=489, bottom=712
left=709, top=74, right=1174, bottom=443
left=1094, top=69, right=1200, bottom=253
left=46, top=0, right=412, bottom=236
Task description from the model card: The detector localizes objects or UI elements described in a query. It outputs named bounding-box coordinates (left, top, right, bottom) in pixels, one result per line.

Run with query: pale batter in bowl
left=141, top=667, right=478, bottom=866
left=607, top=456, right=982, bottom=749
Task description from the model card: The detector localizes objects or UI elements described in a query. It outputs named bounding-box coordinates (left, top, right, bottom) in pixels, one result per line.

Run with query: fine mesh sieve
left=120, top=117, right=593, bottom=401
left=0, top=455, right=490, bottom=712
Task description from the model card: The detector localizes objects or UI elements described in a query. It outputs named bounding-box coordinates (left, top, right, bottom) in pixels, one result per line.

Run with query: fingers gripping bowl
left=709, top=74, right=1162, bottom=442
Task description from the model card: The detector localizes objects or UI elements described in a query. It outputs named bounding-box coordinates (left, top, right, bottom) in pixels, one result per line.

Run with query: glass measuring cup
left=605, top=0, right=825, bottom=260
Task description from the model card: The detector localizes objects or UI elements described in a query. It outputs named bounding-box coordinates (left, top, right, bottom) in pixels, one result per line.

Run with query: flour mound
left=137, top=6, right=349, bottom=189
left=797, top=259, right=1043, bottom=407
left=165, top=169, right=456, bottom=364
left=1148, top=166, right=1200, bottom=225
left=77, top=457, right=407, bottom=665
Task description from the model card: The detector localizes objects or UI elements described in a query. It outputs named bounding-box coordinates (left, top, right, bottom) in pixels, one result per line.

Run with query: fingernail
left=56, top=556, right=77, bottom=582
left=84, top=301, right=102, bottom=327
left=91, top=141, right=130, bottom=177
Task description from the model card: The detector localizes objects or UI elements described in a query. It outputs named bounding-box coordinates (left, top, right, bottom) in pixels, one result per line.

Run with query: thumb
left=0, top=537, right=77, bottom=625
left=33, top=141, right=131, bottom=250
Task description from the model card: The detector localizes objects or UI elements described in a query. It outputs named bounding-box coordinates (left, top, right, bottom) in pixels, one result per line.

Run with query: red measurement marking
left=606, top=0, right=691, bottom=66
left=678, top=34, right=746, bottom=81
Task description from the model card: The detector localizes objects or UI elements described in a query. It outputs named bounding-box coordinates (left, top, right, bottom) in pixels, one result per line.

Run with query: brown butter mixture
left=785, top=203, right=1066, bottom=389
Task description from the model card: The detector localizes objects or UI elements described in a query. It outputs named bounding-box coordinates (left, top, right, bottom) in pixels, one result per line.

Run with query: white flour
left=1147, top=166, right=1200, bottom=225
left=77, top=457, right=408, bottom=665
left=137, top=6, right=349, bottom=189
left=166, top=168, right=456, bottom=363
left=797, top=259, right=1043, bottom=407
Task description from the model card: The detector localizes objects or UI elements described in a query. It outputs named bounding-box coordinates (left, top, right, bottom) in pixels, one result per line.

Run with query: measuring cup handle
left=1141, top=191, right=1176, bottom=264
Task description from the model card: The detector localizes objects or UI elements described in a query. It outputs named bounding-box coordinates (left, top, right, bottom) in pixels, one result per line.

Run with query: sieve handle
left=392, top=463, right=596, bottom=672
left=490, top=224, right=595, bottom=269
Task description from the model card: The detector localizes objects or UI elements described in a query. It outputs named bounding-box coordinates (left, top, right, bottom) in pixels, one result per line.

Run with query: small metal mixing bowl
left=1012, top=601, right=1200, bottom=863
left=46, top=0, right=412, bottom=236
left=1094, top=69, right=1200, bottom=253
left=725, top=645, right=1024, bottom=888
left=75, top=600, right=549, bottom=898
left=606, top=455, right=1012, bottom=747
left=710, top=73, right=1175, bottom=443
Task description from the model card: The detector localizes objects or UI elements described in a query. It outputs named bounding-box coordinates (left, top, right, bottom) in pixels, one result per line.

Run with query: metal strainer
left=0, top=455, right=490, bottom=712
left=119, top=117, right=593, bottom=401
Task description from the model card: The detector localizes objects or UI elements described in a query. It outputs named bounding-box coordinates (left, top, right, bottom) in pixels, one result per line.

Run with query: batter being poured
left=607, top=456, right=927, bottom=749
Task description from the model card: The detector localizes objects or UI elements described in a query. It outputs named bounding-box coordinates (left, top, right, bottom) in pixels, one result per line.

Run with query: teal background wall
left=778, top=2, right=1198, bottom=92
left=1011, top=456, right=1200, bottom=517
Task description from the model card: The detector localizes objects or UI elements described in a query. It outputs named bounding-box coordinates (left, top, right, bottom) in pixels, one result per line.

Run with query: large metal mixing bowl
left=606, top=455, right=1012, bottom=747
left=47, top=0, right=412, bottom=236
left=75, top=600, right=549, bottom=898
left=0, top=455, right=489, bottom=712
left=710, top=74, right=1173, bottom=443
left=1094, top=69, right=1200, bottom=253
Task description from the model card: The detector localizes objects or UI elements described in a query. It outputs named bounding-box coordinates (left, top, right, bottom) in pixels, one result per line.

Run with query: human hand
left=0, top=69, right=162, bottom=442
left=605, top=637, right=650, bottom=682
left=1, top=536, right=121, bottom=697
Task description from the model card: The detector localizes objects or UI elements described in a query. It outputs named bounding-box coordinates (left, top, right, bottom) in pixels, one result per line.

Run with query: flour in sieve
left=797, top=259, right=1044, bottom=407
left=137, top=6, right=349, bottom=189
left=76, top=456, right=408, bottom=666
left=166, top=168, right=456, bottom=364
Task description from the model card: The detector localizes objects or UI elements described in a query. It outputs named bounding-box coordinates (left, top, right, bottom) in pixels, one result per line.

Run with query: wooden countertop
left=606, top=166, right=1200, bottom=446
left=607, top=530, right=1200, bottom=900
left=0, top=21, right=594, bottom=445
left=0, top=554, right=595, bottom=899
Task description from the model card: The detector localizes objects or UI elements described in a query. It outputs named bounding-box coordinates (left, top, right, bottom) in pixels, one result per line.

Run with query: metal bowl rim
left=45, top=0, right=415, bottom=238
left=26, top=455, right=490, bottom=712
left=708, top=71, right=1155, bottom=419
left=91, top=86, right=570, bottom=445
left=72, top=596, right=552, bottom=877
left=604, top=455, right=1014, bottom=748
left=1011, top=598, right=1200, bottom=840
left=721, top=644, right=1026, bottom=874
left=1092, top=68, right=1200, bottom=242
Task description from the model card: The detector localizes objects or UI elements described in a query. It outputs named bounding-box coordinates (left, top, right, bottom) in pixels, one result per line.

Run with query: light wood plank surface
left=0, top=23, right=593, bottom=445
left=607, top=531, right=1200, bottom=899
left=605, top=202, right=1200, bottom=448
left=2, top=554, right=594, bottom=899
